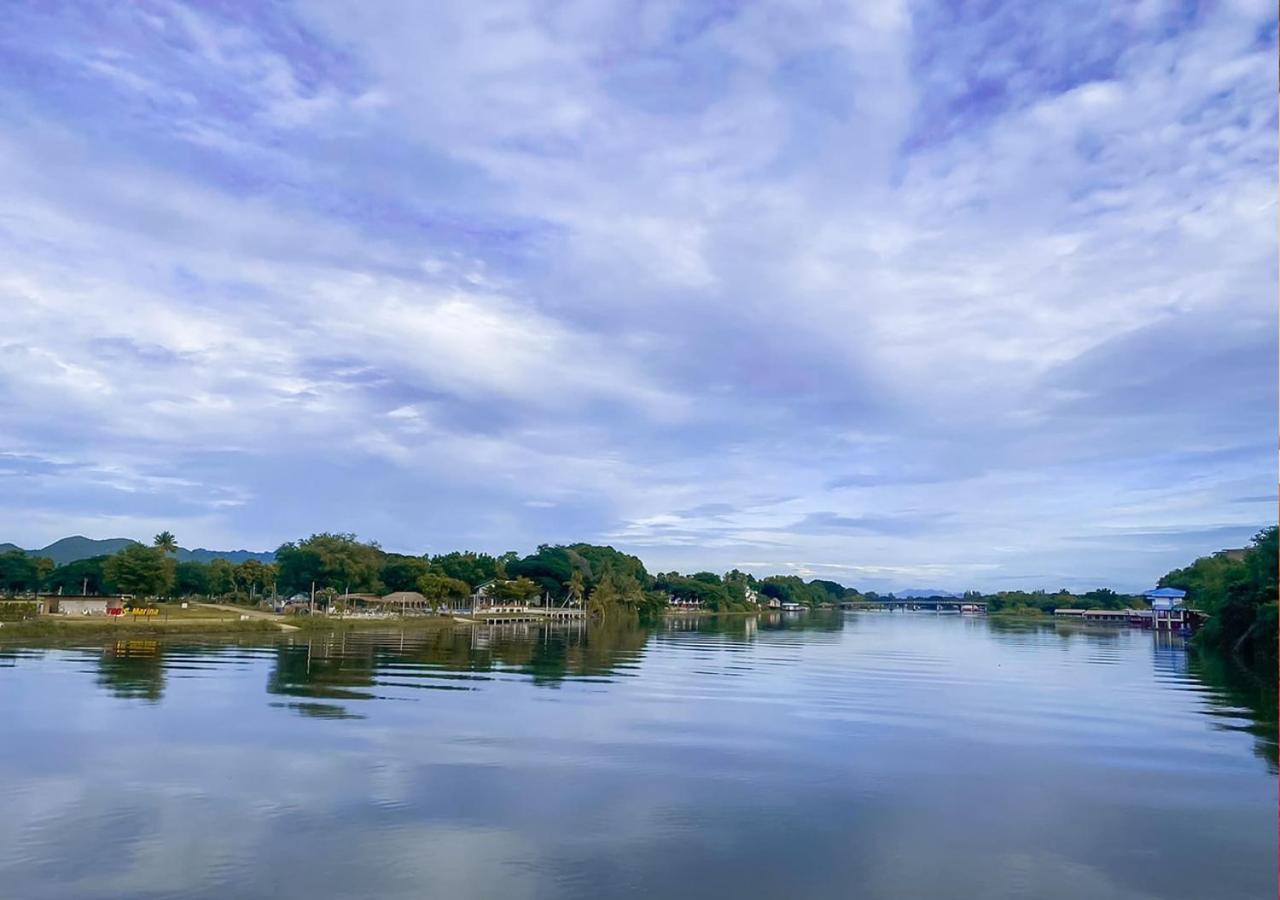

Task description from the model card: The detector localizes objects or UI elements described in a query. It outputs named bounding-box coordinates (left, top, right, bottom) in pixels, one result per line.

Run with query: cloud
left=0, top=0, right=1273, bottom=590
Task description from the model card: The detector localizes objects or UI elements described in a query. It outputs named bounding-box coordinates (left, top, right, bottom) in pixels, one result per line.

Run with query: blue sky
left=0, top=0, right=1274, bottom=592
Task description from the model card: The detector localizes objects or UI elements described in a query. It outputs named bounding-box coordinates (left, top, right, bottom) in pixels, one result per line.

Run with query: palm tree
left=153, top=531, right=178, bottom=555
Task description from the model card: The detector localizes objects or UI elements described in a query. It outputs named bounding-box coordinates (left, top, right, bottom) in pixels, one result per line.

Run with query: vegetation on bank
left=1, top=533, right=842, bottom=621
left=2, top=527, right=1275, bottom=661
left=1159, top=526, right=1277, bottom=670
left=0, top=617, right=278, bottom=641
left=954, top=587, right=1142, bottom=617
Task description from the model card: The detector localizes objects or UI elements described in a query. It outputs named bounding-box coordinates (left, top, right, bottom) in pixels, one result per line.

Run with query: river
left=0, top=611, right=1274, bottom=899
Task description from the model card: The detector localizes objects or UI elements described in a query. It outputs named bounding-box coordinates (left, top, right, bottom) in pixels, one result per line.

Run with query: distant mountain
left=177, top=547, right=275, bottom=564
left=0, top=542, right=22, bottom=554
left=12, top=535, right=274, bottom=565
left=894, top=588, right=963, bottom=599
left=30, top=536, right=138, bottom=564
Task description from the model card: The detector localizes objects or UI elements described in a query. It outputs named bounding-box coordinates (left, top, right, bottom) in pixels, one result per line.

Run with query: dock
left=454, top=608, right=588, bottom=626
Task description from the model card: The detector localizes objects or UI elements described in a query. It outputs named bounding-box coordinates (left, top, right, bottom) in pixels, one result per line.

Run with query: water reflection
left=0, top=613, right=1274, bottom=900
left=96, top=640, right=167, bottom=701
left=1187, top=647, right=1278, bottom=771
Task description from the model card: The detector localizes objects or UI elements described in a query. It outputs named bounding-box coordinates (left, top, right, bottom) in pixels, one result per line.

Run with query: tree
left=1161, top=526, right=1278, bottom=668
left=416, top=573, right=472, bottom=610
left=492, top=577, right=540, bottom=604
left=235, top=559, right=275, bottom=602
left=153, top=531, right=178, bottom=555
left=174, top=561, right=211, bottom=597
left=45, top=555, right=112, bottom=596
left=508, top=545, right=576, bottom=601
left=587, top=577, right=619, bottom=619
left=565, top=570, right=586, bottom=607
left=105, top=545, right=176, bottom=598
left=568, top=544, right=650, bottom=589
left=275, top=533, right=383, bottom=595
left=429, top=551, right=501, bottom=589
left=31, top=556, right=54, bottom=591
left=0, top=551, right=39, bottom=595
left=381, top=554, right=431, bottom=593
left=207, top=559, right=236, bottom=597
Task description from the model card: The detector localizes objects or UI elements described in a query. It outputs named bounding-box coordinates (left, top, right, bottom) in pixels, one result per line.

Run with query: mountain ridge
left=6, top=535, right=275, bottom=566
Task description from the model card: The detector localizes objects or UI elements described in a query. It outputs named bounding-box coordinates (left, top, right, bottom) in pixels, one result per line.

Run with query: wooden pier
left=456, top=608, right=588, bottom=626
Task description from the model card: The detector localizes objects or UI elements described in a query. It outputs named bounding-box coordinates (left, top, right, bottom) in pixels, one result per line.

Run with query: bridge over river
left=840, top=599, right=987, bottom=613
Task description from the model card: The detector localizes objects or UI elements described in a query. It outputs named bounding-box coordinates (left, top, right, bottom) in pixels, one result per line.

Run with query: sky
left=0, top=0, right=1274, bottom=593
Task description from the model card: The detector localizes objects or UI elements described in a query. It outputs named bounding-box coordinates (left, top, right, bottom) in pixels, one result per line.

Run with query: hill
left=177, top=547, right=275, bottom=564
left=11, top=535, right=274, bottom=566
left=894, top=588, right=962, bottom=599
left=30, top=536, right=138, bottom=564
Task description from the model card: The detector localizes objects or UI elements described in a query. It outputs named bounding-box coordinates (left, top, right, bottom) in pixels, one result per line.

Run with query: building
left=1214, top=548, right=1248, bottom=562
left=668, top=594, right=703, bottom=609
left=1143, top=587, right=1188, bottom=630
left=470, top=580, right=538, bottom=612
left=51, top=596, right=122, bottom=616
left=346, top=591, right=432, bottom=614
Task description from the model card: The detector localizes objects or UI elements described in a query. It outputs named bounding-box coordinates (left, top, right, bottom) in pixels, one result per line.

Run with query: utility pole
left=310, top=580, right=315, bottom=614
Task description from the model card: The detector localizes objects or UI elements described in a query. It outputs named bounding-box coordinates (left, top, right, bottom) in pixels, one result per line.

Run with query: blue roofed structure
left=1143, top=587, right=1189, bottom=630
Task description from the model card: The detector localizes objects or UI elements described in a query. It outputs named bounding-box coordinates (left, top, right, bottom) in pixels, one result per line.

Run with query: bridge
left=841, top=599, right=987, bottom=613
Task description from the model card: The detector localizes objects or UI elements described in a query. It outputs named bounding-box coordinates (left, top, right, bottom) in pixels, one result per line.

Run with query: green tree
left=587, top=577, right=619, bottom=619
left=1161, top=526, right=1278, bottom=668
left=416, top=573, right=472, bottom=610
left=381, top=554, right=431, bottom=592
left=492, top=577, right=541, bottom=604
left=565, top=570, right=586, bottom=607
left=45, top=555, right=112, bottom=595
left=429, top=551, right=501, bottom=589
left=207, top=558, right=236, bottom=597
left=235, top=559, right=275, bottom=602
left=508, top=545, right=576, bottom=601
left=153, top=531, right=178, bottom=555
left=275, top=533, right=384, bottom=595
left=0, top=551, right=39, bottom=595
left=31, top=556, right=54, bottom=592
left=174, top=561, right=211, bottom=597
left=105, top=545, right=176, bottom=598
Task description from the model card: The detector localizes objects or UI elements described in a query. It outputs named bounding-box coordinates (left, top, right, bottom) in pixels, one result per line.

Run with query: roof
left=1144, top=587, right=1187, bottom=599
left=379, top=591, right=428, bottom=605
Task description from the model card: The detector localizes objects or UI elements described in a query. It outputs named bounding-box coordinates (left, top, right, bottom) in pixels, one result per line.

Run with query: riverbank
left=662, top=608, right=762, bottom=617
left=0, top=617, right=280, bottom=641
left=0, top=607, right=466, bottom=643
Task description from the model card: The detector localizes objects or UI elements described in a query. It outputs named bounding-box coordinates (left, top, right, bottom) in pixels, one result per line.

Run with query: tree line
left=0, top=531, right=870, bottom=618
left=1158, top=526, right=1277, bottom=671
left=2, top=527, right=1274, bottom=646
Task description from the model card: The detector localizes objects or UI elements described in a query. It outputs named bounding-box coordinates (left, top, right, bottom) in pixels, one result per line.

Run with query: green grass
left=0, top=617, right=278, bottom=642
left=987, top=607, right=1049, bottom=619
left=280, top=614, right=460, bottom=633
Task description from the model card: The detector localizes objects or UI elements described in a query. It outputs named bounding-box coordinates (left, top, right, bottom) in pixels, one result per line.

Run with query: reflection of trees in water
left=664, top=611, right=845, bottom=636
left=96, top=640, right=166, bottom=702
left=263, top=622, right=655, bottom=715
left=267, top=635, right=379, bottom=703
left=1187, top=649, right=1278, bottom=773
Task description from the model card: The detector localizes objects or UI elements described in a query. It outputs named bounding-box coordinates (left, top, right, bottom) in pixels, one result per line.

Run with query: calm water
left=0, top=612, right=1274, bottom=900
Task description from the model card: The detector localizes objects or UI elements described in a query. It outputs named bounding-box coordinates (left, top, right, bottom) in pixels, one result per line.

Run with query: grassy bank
left=662, top=608, right=760, bottom=617
left=0, top=617, right=279, bottom=642
left=988, top=607, right=1049, bottom=620
left=281, top=614, right=461, bottom=634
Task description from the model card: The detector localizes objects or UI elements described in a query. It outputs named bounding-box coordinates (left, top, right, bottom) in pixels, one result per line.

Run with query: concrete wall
left=57, top=598, right=110, bottom=615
